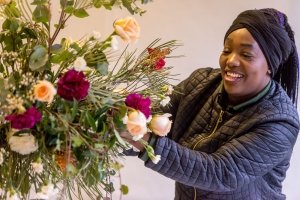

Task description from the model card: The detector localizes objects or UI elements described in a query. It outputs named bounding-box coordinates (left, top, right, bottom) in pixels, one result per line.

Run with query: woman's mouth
left=224, top=71, right=244, bottom=83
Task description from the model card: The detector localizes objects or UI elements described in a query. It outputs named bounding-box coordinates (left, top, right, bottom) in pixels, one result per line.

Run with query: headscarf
left=224, top=8, right=299, bottom=104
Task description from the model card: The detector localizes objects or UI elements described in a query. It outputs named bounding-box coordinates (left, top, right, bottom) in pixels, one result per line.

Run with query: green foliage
left=0, top=0, right=179, bottom=199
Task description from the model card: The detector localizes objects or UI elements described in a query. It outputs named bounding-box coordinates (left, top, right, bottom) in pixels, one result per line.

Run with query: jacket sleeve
left=144, top=118, right=299, bottom=192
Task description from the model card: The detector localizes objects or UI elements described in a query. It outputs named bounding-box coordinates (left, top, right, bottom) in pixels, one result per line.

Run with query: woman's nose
left=226, top=53, right=240, bottom=67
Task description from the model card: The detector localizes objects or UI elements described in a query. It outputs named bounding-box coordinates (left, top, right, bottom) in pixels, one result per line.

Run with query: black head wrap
left=224, top=8, right=299, bottom=104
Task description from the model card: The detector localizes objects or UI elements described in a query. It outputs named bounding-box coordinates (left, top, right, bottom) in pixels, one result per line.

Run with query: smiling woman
left=121, top=7, right=300, bottom=200
left=219, top=28, right=271, bottom=105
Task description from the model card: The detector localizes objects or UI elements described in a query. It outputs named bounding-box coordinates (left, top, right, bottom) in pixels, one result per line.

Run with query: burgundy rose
left=5, top=106, right=42, bottom=130
left=57, top=69, right=90, bottom=101
left=125, top=93, right=151, bottom=118
left=154, top=58, right=166, bottom=70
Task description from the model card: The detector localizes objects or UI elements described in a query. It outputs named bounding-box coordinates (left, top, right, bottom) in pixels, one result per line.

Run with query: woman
left=122, top=8, right=299, bottom=200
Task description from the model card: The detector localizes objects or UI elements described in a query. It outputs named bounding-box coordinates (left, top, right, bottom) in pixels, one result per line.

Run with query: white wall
left=58, top=1, right=300, bottom=199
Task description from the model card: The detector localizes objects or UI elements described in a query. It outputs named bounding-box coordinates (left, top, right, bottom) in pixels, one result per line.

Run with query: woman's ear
left=267, top=69, right=272, bottom=75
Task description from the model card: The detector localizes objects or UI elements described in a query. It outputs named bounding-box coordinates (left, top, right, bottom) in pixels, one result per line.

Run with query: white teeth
left=226, top=72, right=243, bottom=78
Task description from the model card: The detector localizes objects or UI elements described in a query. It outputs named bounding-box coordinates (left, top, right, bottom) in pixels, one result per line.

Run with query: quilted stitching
left=144, top=68, right=299, bottom=200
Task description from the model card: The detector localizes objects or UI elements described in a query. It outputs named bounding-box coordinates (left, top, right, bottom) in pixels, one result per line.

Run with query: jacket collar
left=218, top=80, right=271, bottom=112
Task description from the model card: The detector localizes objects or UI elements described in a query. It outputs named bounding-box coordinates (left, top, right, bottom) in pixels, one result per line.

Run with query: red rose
left=5, top=107, right=41, bottom=130
left=57, top=69, right=90, bottom=101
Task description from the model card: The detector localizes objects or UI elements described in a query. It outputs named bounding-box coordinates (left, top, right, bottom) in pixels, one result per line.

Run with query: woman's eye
left=222, top=49, right=230, bottom=54
left=242, top=53, right=253, bottom=58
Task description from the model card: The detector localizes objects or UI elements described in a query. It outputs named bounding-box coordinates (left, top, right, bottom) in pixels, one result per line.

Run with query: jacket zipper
left=192, top=109, right=224, bottom=200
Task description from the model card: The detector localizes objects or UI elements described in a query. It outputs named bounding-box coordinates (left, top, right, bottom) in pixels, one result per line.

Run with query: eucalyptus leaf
left=29, top=45, right=49, bottom=71
left=73, top=8, right=89, bottom=18
left=96, top=62, right=109, bottom=75
left=32, top=5, right=50, bottom=23
left=60, top=0, right=74, bottom=7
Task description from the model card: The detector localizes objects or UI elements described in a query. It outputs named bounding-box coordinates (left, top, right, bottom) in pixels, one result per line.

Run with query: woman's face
left=219, top=28, right=271, bottom=105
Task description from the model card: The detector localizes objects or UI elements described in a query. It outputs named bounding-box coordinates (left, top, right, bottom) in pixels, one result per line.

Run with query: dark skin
left=219, top=28, right=271, bottom=105
left=122, top=28, right=271, bottom=150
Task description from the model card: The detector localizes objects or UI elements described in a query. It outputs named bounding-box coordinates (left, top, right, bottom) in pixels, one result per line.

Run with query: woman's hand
left=120, top=131, right=151, bottom=151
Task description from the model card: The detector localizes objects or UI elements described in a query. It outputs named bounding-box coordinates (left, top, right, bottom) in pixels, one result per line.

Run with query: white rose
left=151, top=155, right=161, bottom=164
left=150, top=113, right=172, bottom=136
left=9, top=134, right=38, bottom=155
left=126, top=110, right=147, bottom=141
left=111, top=36, right=119, bottom=50
left=73, top=57, right=87, bottom=71
left=160, top=96, right=171, bottom=107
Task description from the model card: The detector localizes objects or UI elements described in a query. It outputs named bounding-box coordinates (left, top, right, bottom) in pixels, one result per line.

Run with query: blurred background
left=57, top=0, right=300, bottom=199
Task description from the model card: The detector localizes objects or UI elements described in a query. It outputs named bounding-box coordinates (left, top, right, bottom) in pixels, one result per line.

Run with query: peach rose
left=34, top=80, right=56, bottom=103
left=0, top=0, right=11, bottom=5
left=114, top=17, right=140, bottom=43
left=126, top=110, right=147, bottom=141
left=150, top=113, right=172, bottom=136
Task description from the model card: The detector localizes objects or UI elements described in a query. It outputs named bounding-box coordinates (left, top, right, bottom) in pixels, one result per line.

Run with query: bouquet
left=0, top=0, right=178, bottom=199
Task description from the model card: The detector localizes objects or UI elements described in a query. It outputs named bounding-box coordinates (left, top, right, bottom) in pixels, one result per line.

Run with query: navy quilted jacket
left=144, top=68, right=299, bottom=200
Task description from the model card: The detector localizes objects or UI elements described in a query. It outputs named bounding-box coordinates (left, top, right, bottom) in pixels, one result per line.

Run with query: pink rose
left=150, top=113, right=172, bottom=136
left=126, top=110, right=148, bottom=141
left=114, top=17, right=140, bottom=43
left=125, top=93, right=151, bottom=118
left=57, top=69, right=90, bottom=101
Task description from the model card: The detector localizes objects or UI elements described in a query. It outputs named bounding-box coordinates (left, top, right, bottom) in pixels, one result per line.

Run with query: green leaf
left=72, top=135, right=83, bottom=147
left=60, top=0, right=74, bottom=7
left=120, top=184, right=129, bottom=195
left=96, top=62, right=109, bottom=75
left=71, top=100, right=78, bottom=122
left=9, top=19, right=19, bottom=32
left=4, top=1, right=21, bottom=18
left=31, top=0, right=48, bottom=5
left=22, top=27, right=38, bottom=39
left=32, top=5, right=50, bottom=23
left=85, top=111, right=97, bottom=132
left=114, top=129, right=126, bottom=147
left=3, top=35, right=14, bottom=51
left=0, top=63, right=4, bottom=73
left=73, top=8, right=89, bottom=18
left=50, top=50, right=72, bottom=63
left=92, top=0, right=102, bottom=8
left=64, top=6, right=75, bottom=14
left=29, top=45, right=49, bottom=71
left=121, top=0, right=134, bottom=15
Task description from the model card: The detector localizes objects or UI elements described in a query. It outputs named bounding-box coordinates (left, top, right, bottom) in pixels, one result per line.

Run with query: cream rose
left=150, top=113, right=172, bottom=136
left=73, top=57, right=87, bottom=71
left=9, top=134, right=38, bottom=155
left=0, top=0, right=11, bottom=5
left=114, top=17, right=140, bottom=43
left=126, top=110, right=148, bottom=141
left=34, top=80, right=56, bottom=103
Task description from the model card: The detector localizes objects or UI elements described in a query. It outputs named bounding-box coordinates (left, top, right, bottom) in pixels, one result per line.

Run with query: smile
left=224, top=71, right=244, bottom=82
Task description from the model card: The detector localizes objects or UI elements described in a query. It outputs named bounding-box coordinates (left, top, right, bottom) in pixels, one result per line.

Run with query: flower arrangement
left=0, top=0, right=178, bottom=199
